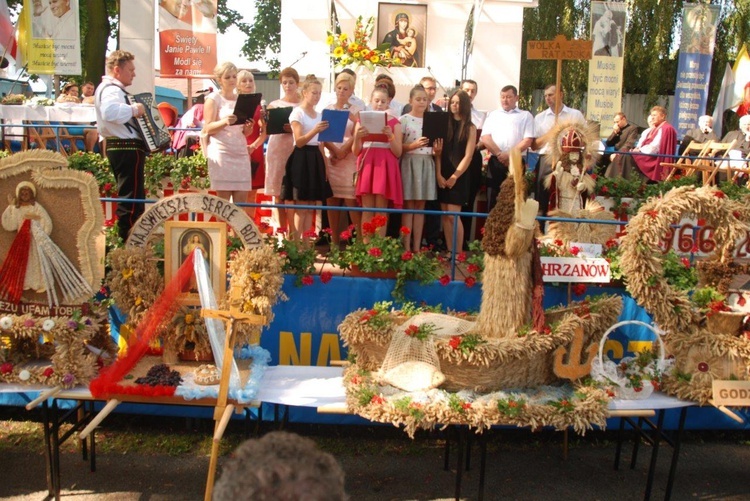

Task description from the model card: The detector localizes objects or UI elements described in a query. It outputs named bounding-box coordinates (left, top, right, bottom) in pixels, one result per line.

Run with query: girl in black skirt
left=434, top=90, right=477, bottom=254
left=281, top=74, right=332, bottom=240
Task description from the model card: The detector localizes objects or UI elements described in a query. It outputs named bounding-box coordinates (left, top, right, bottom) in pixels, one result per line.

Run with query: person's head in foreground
left=212, top=431, right=347, bottom=501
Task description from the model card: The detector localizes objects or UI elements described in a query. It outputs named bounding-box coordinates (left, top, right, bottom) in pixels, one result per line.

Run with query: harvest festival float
left=2, top=118, right=750, bottom=439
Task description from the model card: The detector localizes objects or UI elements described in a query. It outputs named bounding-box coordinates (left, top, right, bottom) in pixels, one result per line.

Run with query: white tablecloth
left=0, top=103, right=97, bottom=123
left=0, top=104, right=97, bottom=139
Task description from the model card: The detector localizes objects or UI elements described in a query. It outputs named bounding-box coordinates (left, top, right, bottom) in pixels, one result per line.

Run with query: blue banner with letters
left=671, top=4, right=720, bottom=137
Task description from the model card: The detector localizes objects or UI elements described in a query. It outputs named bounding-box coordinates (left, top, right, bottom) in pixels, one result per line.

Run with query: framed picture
left=165, top=221, right=227, bottom=306
left=377, top=3, right=427, bottom=68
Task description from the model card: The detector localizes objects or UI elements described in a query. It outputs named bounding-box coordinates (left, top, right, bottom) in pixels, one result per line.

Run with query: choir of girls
left=202, top=62, right=477, bottom=252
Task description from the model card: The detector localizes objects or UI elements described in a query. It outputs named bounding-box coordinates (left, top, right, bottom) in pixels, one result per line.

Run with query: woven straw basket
left=706, top=311, right=747, bottom=336
left=592, top=320, right=668, bottom=400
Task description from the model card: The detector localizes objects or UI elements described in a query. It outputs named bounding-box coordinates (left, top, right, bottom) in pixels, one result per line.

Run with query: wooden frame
left=164, top=221, right=227, bottom=306
left=377, top=2, right=427, bottom=68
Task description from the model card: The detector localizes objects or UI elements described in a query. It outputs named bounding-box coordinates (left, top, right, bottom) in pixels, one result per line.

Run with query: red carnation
left=714, top=190, right=726, bottom=198
left=601, top=186, right=609, bottom=194
left=362, top=222, right=375, bottom=235
left=681, top=257, right=691, bottom=268
left=340, top=230, right=352, bottom=241
left=303, top=229, right=318, bottom=239
left=43, top=367, right=54, bottom=378
left=0, top=362, right=13, bottom=375
left=320, top=271, right=333, bottom=284
left=569, top=246, right=580, bottom=256
left=448, top=336, right=461, bottom=350
left=372, top=215, right=387, bottom=228
left=439, top=275, right=451, bottom=286
left=456, top=252, right=467, bottom=263
left=370, top=395, right=385, bottom=405
left=401, top=251, right=413, bottom=261
left=464, top=276, right=476, bottom=288
left=301, top=275, right=314, bottom=286
left=400, top=226, right=411, bottom=235
left=572, top=284, right=587, bottom=296
left=404, top=325, right=420, bottom=336
left=467, top=264, right=480, bottom=274
left=368, top=247, right=382, bottom=257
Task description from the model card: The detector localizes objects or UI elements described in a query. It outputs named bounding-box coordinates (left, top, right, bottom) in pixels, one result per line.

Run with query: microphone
left=260, top=99, right=268, bottom=121
left=443, top=94, right=448, bottom=113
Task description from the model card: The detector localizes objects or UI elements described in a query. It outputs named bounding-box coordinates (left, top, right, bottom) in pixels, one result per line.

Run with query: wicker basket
left=591, top=320, right=669, bottom=400
left=706, top=311, right=747, bottom=336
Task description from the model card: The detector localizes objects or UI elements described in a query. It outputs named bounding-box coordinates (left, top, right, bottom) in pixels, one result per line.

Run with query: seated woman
left=56, top=83, right=80, bottom=104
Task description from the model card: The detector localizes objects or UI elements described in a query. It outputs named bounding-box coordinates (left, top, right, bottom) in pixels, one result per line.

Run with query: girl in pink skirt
left=353, top=84, right=403, bottom=238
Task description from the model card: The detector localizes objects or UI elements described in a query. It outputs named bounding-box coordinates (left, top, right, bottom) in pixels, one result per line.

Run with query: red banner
left=159, top=0, right=217, bottom=78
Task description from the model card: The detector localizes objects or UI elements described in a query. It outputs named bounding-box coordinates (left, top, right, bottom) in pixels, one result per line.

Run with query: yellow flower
left=370, top=54, right=380, bottom=64
left=184, top=313, right=195, bottom=325
left=393, top=57, right=402, bottom=65
left=339, top=33, right=347, bottom=41
left=121, top=268, right=134, bottom=280
left=250, top=272, right=263, bottom=281
left=350, top=43, right=359, bottom=52
left=326, top=35, right=334, bottom=46
left=333, top=46, right=344, bottom=57
left=353, top=52, right=361, bottom=59
left=135, top=296, right=143, bottom=306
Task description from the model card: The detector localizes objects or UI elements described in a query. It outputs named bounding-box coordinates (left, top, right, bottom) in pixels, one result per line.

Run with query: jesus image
left=181, top=230, right=211, bottom=293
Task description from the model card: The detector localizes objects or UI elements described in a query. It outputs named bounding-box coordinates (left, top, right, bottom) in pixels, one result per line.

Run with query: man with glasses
left=402, top=76, right=443, bottom=114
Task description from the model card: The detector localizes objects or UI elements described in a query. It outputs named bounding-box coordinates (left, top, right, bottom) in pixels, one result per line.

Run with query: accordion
left=126, top=93, right=171, bottom=153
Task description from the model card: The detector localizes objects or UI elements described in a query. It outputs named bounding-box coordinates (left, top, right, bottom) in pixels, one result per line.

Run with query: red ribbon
left=0, top=218, right=32, bottom=304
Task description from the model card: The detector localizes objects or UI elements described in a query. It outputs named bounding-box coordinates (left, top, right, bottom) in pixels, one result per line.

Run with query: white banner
left=541, top=257, right=611, bottom=283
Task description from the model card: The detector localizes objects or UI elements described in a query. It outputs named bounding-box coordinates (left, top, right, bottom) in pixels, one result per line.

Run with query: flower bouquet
left=327, top=15, right=403, bottom=70
left=329, top=215, right=442, bottom=299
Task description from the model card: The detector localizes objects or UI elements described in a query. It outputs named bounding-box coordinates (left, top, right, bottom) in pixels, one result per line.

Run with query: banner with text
left=159, top=0, right=217, bottom=78
left=18, top=0, right=81, bottom=75
left=586, top=1, right=627, bottom=137
left=671, top=4, right=720, bottom=137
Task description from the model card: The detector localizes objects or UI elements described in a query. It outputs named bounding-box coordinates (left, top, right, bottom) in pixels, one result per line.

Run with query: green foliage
left=266, top=235, right=318, bottom=286
left=691, top=286, right=726, bottom=308
left=67, top=152, right=116, bottom=196
left=717, top=181, right=750, bottom=201
left=219, top=0, right=281, bottom=73
left=144, top=152, right=210, bottom=197
left=497, top=396, right=526, bottom=417
left=329, top=216, right=442, bottom=300
left=662, top=249, right=698, bottom=292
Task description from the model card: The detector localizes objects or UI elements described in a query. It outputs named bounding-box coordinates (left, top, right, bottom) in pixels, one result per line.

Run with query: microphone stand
left=289, top=51, right=308, bottom=68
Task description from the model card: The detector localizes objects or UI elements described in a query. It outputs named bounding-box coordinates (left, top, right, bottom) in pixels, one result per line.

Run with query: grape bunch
left=135, top=364, right=183, bottom=387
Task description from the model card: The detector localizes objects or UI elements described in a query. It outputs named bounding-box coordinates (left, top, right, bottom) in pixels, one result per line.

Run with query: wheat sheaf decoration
left=619, top=186, right=750, bottom=404
left=620, top=186, right=749, bottom=334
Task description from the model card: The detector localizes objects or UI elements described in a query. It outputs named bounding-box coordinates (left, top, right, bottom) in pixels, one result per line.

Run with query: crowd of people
left=44, top=49, right=750, bottom=247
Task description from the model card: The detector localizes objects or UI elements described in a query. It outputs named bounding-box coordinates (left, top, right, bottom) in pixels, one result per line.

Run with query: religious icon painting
left=377, top=3, right=427, bottom=68
left=165, top=221, right=227, bottom=306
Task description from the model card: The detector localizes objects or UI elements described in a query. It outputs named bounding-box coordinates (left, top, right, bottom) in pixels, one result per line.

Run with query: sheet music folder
left=317, top=109, right=349, bottom=143
left=233, top=93, right=262, bottom=124
left=267, top=107, right=294, bottom=135
left=359, top=111, right=388, bottom=142
left=422, top=111, right=450, bottom=145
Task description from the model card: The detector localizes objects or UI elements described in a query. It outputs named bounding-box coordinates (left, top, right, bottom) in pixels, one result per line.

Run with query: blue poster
left=671, top=4, right=720, bottom=137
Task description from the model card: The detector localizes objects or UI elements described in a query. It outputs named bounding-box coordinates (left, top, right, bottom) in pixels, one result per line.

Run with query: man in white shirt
left=95, top=50, right=147, bottom=242
left=480, top=85, right=535, bottom=211
left=460, top=79, right=486, bottom=130
left=532, top=84, right=585, bottom=214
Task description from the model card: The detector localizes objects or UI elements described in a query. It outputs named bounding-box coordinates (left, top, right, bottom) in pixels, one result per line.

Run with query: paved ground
left=1, top=409, right=749, bottom=500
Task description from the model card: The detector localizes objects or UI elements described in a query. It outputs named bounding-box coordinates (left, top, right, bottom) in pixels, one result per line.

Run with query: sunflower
left=326, top=35, right=334, bottom=46
left=333, top=46, right=344, bottom=57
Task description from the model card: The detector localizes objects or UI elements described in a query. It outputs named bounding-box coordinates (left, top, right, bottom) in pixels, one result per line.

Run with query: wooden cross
left=527, top=35, right=593, bottom=122
left=201, top=284, right=267, bottom=501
